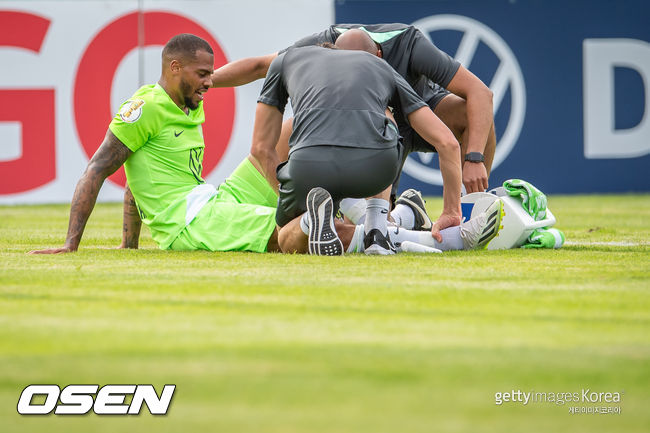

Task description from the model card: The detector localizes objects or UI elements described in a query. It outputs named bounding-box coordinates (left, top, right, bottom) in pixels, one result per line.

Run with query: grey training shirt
left=287, top=23, right=461, bottom=93
left=257, top=46, right=427, bottom=154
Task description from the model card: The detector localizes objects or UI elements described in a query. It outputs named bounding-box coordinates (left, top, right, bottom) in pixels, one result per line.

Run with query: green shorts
left=169, top=158, right=278, bottom=253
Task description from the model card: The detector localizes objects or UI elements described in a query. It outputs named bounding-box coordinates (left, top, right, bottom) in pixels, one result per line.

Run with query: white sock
left=388, top=225, right=464, bottom=251
left=436, top=226, right=464, bottom=250
left=339, top=198, right=367, bottom=224
left=390, top=204, right=415, bottom=229
left=300, top=213, right=309, bottom=235
left=364, top=198, right=389, bottom=235
left=346, top=224, right=366, bottom=253
left=388, top=225, right=435, bottom=248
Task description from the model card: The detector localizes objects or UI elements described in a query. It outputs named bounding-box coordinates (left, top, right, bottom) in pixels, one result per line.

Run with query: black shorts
left=401, top=84, right=450, bottom=155
left=275, top=144, right=403, bottom=227
left=390, top=85, right=450, bottom=201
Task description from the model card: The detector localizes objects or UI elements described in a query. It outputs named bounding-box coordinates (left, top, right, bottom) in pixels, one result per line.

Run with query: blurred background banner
left=0, top=0, right=333, bottom=204
left=0, top=0, right=648, bottom=204
left=336, top=0, right=650, bottom=195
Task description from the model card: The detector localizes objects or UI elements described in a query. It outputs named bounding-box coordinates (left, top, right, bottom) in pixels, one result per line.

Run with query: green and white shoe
left=460, top=198, right=505, bottom=250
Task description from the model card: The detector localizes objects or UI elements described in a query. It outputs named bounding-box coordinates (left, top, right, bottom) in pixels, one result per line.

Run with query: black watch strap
left=464, top=152, right=485, bottom=163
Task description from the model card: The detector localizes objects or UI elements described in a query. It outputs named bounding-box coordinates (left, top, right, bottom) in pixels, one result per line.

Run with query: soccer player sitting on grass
left=30, top=34, right=280, bottom=254
left=30, top=34, right=501, bottom=256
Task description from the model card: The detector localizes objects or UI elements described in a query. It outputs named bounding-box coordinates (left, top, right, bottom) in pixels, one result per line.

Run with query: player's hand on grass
left=431, top=212, right=462, bottom=243
left=462, top=161, right=488, bottom=193
left=28, top=246, right=76, bottom=254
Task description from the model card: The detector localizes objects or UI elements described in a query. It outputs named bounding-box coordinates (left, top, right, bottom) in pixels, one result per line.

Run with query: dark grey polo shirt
left=257, top=45, right=427, bottom=154
left=287, top=23, right=460, bottom=91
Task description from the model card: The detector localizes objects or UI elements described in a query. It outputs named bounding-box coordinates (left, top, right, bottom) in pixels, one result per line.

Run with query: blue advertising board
left=336, top=0, right=650, bottom=194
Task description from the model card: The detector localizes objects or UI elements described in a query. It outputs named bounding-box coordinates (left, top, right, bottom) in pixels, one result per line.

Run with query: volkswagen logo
left=404, top=14, right=526, bottom=185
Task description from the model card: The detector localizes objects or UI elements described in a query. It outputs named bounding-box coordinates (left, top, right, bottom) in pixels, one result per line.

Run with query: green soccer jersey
left=109, top=83, right=207, bottom=249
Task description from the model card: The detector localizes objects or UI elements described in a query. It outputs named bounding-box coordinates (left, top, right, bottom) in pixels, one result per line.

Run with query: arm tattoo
left=121, top=184, right=142, bottom=248
left=88, top=132, right=133, bottom=177
left=64, top=130, right=132, bottom=250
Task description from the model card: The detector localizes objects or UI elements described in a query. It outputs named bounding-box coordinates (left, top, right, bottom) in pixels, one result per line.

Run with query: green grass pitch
left=1, top=194, right=648, bottom=432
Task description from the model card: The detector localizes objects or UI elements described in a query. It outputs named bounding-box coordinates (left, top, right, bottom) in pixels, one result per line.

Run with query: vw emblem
left=404, top=14, right=526, bottom=185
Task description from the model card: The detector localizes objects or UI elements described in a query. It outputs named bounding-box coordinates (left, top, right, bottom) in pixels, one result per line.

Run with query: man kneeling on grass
left=31, top=33, right=500, bottom=256
left=246, top=38, right=503, bottom=255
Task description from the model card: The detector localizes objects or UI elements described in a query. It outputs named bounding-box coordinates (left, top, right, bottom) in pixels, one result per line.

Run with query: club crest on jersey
left=119, top=99, right=145, bottom=123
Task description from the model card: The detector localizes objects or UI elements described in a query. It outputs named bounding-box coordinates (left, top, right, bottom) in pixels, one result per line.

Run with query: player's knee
left=439, top=96, right=468, bottom=136
left=277, top=226, right=293, bottom=253
left=455, top=99, right=469, bottom=133
left=266, top=229, right=282, bottom=253
left=277, top=220, right=308, bottom=254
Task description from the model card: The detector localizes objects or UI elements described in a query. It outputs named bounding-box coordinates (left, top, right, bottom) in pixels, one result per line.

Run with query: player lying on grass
left=211, top=24, right=495, bottom=204
left=248, top=41, right=502, bottom=255
left=29, top=34, right=501, bottom=255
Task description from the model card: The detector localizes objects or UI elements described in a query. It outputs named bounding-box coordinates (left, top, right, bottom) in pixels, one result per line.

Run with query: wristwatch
left=464, top=152, right=485, bottom=163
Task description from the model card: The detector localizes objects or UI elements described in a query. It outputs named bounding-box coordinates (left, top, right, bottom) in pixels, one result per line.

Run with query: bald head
left=335, top=29, right=379, bottom=55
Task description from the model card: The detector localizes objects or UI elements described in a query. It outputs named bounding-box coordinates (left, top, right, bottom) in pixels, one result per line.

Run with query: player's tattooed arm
left=30, top=130, right=132, bottom=254
left=119, top=184, right=142, bottom=249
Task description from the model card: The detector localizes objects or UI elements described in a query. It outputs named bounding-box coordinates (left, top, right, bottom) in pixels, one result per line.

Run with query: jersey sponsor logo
left=404, top=15, right=527, bottom=186
left=174, top=130, right=184, bottom=137
left=17, top=384, right=175, bottom=415
left=118, top=99, right=145, bottom=123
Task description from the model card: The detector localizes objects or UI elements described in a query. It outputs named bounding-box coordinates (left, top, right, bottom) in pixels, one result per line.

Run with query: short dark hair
left=162, top=33, right=213, bottom=60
